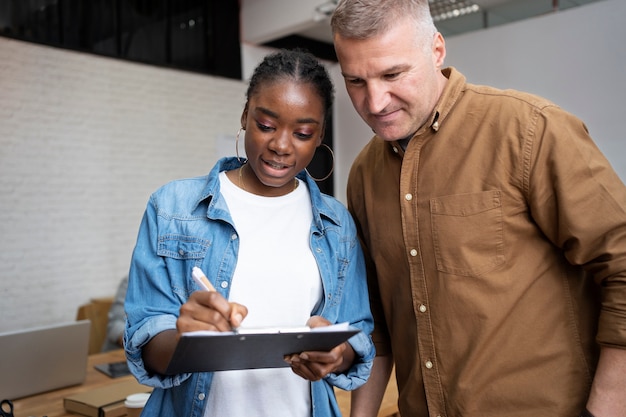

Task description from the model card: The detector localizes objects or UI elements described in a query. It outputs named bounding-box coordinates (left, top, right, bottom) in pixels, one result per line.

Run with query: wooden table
left=12, top=349, right=134, bottom=417
left=12, top=349, right=399, bottom=417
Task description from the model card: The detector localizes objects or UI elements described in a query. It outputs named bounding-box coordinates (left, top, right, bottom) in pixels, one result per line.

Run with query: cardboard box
left=64, top=379, right=152, bottom=417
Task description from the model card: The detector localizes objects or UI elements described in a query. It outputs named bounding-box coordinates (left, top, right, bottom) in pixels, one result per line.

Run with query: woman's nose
left=269, top=130, right=291, bottom=154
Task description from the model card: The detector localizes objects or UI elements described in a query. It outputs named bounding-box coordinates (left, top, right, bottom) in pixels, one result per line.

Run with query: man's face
left=334, top=17, right=446, bottom=141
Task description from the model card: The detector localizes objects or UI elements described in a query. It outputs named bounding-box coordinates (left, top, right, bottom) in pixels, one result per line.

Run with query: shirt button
left=410, top=249, right=418, bottom=257
left=405, top=193, right=413, bottom=201
left=220, top=281, right=228, bottom=289
left=392, top=146, right=399, bottom=153
left=425, top=360, right=433, bottom=369
left=419, top=304, right=427, bottom=313
left=198, top=393, right=206, bottom=400
left=178, top=249, right=185, bottom=256
left=231, top=233, right=237, bottom=240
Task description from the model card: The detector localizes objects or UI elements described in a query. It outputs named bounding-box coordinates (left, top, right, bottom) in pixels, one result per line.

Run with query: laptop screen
left=0, top=320, right=90, bottom=400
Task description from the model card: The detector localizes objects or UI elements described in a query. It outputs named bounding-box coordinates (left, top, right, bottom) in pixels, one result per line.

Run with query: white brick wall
left=0, top=37, right=247, bottom=332
left=2, top=0, right=624, bottom=334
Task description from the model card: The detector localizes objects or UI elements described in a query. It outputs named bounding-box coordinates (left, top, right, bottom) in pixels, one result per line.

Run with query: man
left=330, top=1, right=626, bottom=416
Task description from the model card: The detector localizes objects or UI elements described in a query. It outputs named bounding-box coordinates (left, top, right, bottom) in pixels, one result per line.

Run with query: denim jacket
left=124, top=157, right=375, bottom=417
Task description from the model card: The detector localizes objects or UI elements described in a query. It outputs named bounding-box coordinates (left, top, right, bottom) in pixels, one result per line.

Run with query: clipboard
left=164, top=322, right=359, bottom=374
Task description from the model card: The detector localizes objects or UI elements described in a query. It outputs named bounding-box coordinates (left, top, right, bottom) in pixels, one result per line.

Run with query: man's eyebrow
left=342, top=64, right=409, bottom=79
left=384, top=64, right=409, bottom=73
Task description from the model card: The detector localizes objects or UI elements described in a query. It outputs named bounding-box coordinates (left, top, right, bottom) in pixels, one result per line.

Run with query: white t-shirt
left=203, top=172, right=323, bottom=417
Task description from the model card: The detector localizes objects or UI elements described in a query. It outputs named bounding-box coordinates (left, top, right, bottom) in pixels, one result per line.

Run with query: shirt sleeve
left=526, top=105, right=626, bottom=348
left=347, top=150, right=393, bottom=358
left=123, top=198, right=192, bottom=389
left=324, top=206, right=376, bottom=391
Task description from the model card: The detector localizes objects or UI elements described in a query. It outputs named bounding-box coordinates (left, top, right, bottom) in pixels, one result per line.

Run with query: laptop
left=0, top=320, right=90, bottom=400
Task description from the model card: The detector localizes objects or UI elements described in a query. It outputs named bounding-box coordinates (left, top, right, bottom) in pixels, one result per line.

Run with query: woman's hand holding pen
left=177, top=267, right=247, bottom=336
left=142, top=268, right=248, bottom=375
left=284, top=316, right=356, bottom=382
left=177, top=290, right=247, bottom=336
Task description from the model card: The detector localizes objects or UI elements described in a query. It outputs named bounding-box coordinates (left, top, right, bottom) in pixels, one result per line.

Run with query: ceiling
left=0, top=0, right=606, bottom=73
left=249, top=0, right=604, bottom=53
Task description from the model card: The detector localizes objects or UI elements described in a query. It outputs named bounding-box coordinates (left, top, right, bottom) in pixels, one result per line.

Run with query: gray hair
left=331, top=0, right=437, bottom=48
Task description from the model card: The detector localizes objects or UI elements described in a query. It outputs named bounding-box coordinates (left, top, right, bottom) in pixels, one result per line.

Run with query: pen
left=192, top=266, right=217, bottom=292
left=191, top=267, right=239, bottom=333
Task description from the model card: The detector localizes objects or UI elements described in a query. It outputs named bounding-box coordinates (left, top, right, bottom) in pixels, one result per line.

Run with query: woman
left=124, top=49, right=374, bottom=417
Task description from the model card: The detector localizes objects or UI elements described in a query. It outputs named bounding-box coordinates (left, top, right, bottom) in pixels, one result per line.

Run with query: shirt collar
left=390, top=66, right=466, bottom=152
left=193, top=157, right=343, bottom=230
left=429, top=66, right=466, bottom=133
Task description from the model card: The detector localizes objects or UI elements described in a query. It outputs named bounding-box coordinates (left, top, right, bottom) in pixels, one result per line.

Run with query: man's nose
left=366, top=82, right=390, bottom=114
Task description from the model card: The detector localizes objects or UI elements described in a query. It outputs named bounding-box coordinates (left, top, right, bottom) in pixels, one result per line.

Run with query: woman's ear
left=240, top=105, right=248, bottom=128
left=317, top=123, right=325, bottom=146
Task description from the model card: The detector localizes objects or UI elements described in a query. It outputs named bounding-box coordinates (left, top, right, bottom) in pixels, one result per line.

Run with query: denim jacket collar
left=194, top=157, right=342, bottom=232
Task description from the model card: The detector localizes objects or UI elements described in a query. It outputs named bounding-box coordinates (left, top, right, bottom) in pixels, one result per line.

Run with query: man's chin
left=371, top=123, right=412, bottom=142
left=375, top=130, right=412, bottom=142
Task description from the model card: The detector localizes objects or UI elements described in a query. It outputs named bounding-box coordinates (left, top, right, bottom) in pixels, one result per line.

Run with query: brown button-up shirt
left=347, top=67, right=626, bottom=417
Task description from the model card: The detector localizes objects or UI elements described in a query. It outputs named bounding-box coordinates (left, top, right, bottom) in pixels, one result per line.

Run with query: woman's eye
left=256, top=122, right=273, bottom=131
left=295, top=132, right=314, bottom=139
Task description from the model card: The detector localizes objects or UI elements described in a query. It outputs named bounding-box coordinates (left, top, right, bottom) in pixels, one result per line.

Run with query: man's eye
left=384, top=73, right=400, bottom=80
left=347, top=78, right=364, bottom=86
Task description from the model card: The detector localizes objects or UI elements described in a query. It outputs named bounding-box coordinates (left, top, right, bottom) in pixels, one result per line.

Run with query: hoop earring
left=306, top=143, right=335, bottom=182
left=235, top=128, right=244, bottom=163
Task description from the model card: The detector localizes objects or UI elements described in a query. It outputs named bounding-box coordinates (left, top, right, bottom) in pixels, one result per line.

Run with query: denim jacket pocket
left=430, top=190, right=505, bottom=277
left=157, top=234, right=211, bottom=297
left=157, top=234, right=211, bottom=260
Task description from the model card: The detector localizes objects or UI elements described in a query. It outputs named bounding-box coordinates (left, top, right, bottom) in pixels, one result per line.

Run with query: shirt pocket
left=430, top=190, right=505, bottom=277
left=157, top=234, right=210, bottom=260
left=157, top=234, right=211, bottom=297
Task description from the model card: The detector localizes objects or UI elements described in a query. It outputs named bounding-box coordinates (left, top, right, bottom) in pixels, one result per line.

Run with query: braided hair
left=246, top=49, right=334, bottom=121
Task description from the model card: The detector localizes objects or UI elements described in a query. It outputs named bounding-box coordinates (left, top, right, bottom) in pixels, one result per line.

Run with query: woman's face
left=242, top=80, right=325, bottom=196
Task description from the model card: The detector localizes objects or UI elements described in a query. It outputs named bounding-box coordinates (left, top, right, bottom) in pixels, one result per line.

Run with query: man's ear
left=432, top=32, right=446, bottom=69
